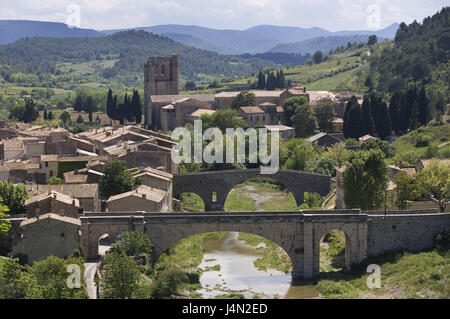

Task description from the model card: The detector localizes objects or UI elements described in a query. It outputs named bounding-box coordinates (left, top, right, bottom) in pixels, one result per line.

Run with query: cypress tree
left=257, top=72, right=266, bottom=90
left=43, top=110, right=48, bottom=120
left=409, top=101, right=419, bottom=130
left=361, top=95, right=374, bottom=135
left=106, top=89, right=114, bottom=120
left=343, top=99, right=352, bottom=138
left=131, top=90, right=142, bottom=124
left=389, top=93, right=401, bottom=135
left=399, top=91, right=409, bottom=132
left=376, top=102, right=392, bottom=139
left=347, top=103, right=363, bottom=139
left=417, top=87, right=429, bottom=125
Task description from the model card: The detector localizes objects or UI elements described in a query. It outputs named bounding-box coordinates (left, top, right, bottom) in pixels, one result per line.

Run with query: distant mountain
left=0, top=20, right=400, bottom=55
left=0, top=20, right=104, bottom=45
left=334, top=23, right=400, bottom=39
left=103, top=23, right=399, bottom=55
left=269, top=35, right=378, bottom=55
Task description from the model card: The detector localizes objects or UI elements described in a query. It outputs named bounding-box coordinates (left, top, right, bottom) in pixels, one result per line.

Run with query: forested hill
left=367, top=7, right=449, bottom=96
left=0, top=30, right=276, bottom=82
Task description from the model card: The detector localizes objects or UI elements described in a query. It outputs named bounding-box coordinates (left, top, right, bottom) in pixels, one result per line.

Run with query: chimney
left=142, top=193, right=147, bottom=200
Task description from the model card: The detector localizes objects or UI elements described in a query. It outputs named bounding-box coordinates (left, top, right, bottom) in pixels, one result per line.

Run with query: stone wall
left=366, top=212, right=450, bottom=256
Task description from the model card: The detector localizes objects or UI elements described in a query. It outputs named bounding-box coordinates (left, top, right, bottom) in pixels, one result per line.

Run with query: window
left=263, top=116, right=265, bottom=121
left=50, top=171, right=53, bottom=177
left=212, top=192, right=217, bottom=203
left=45, top=162, right=48, bottom=167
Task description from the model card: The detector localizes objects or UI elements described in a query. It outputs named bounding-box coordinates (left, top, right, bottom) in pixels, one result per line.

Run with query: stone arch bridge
left=173, top=169, right=331, bottom=211
left=80, top=210, right=450, bottom=279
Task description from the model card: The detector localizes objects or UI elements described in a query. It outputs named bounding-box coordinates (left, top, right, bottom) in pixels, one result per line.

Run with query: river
left=195, top=232, right=319, bottom=299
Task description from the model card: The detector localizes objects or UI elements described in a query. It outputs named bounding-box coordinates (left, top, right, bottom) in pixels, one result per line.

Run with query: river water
left=195, top=232, right=319, bottom=299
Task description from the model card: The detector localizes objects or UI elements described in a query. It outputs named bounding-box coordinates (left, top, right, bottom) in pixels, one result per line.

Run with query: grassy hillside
left=392, top=122, right=450, bottom=166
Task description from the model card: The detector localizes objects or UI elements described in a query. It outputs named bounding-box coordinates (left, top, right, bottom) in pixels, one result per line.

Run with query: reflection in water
left=196, top=232, right=318, bottom=299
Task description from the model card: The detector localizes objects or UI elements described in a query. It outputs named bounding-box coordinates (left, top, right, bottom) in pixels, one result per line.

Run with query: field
left=316, top=249, right=450, bottom=299
left=392, top=122, right=450, bottom=166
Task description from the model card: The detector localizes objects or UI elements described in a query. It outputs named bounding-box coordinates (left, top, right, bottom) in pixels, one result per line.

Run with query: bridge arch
left=224, top=177, right=297, bottom=212
left=153, top=231, right=293, bottom=276
left=173, top=169, right=331, bottom=211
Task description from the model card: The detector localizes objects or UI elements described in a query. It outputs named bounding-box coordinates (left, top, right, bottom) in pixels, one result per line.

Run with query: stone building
left=25, top=191, right=81, bottom=219
left=13, top=214, right=81, bottom=264
left=264, top=124, right=295, bottom=140
left=307, top=132, right=341, bottom=149
left=144, top=55, right=180, bottom=127
left=238, top=103, right=284, bottom=128
left=106, top=185, right=170, bottom=213
left=29, top=184, right=100, bottom=212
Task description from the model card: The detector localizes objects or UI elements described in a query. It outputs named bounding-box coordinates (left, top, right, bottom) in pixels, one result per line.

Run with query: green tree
left=0, top=182, right=29, bottom=215
left=106, top=89, right=114, bottom=121
left=22, top=100, right=39, bottom=123
left=313, top=50, right=323, bottom=64
left=131, top=90, right=142, bottom=124
left=200, top=109, right=247, bottom=132
left=361, top=138, right=395, bottom=158
left=59, top=111, right=71, bottom=125
left=280, top=138, right=316, bottom=171
left=417, top=86, right=429, bottom=126
left=367, top=35, right=378, bottom=46
left=150, top=268, right=188, bottom=299
left=0, top=205, right=11, bottom=234
left=389, top=93, right=401, bottom=135
left=47, top=177, right=65, bottom=185
left=343, top=98, right=363, bottom=139
left=0, top=258, right=41, bottom=299
left=257, top=71, right=266, bottom=90
left=231, top=90, right=256, bottom=109
left=291, top=103, right=317, bottom=138
left=99, top=161, right=141, bottom=198
left=283, top=96, right=308, bottom=126
left=184, top=80, right=196, bottom=91
left=343, top=150, right=389, bottom=210
left=30, top=256, right=88, bottom=299
left=415, top=160, right=450, bottom=212
left=100, top=251, right=141, bottom=299
left=361, top=95, right=374, bottom=135
left=314, top=99, right=335, bottom=133
left=114, top=231, right=152, bottom=257
left=304, top=157, right=338, bottom=176
left=393, top=171, right=415, bottom=210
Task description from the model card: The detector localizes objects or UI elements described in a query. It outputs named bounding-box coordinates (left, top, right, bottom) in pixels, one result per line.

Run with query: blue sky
left=0, top=0, right=447, bottom=31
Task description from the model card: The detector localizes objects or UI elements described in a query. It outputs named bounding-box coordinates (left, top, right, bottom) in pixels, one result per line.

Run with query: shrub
left=415, top=134, right=431, bottom=147
left=435, top=229, right=450, bottom=250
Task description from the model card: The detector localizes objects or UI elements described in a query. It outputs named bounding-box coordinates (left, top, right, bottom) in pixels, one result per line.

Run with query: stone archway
left=173, top=169, right=331, bottom=211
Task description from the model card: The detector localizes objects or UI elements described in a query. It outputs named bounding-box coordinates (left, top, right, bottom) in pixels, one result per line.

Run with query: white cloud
left=0, top=0, right=447, bottom=31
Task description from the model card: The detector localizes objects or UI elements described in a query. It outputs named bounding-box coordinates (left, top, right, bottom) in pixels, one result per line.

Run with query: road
left=84, top=242, right=111, bottom=299
left=84, top=261, right=98, bottom=299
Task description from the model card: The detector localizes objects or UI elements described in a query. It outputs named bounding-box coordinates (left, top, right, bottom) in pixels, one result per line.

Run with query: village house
left=13, top=213, right=81, bottom=264
left=307, top=132, right=341, bottom=149
left=29, top=184, right=100, bottom=212
left=264, top=124, right=295, bottom=140
left=25, top=191, right=81, bottom=219
left=106, top=185, right=170, bottom=213
left=238, top=103, right=284, bottom=128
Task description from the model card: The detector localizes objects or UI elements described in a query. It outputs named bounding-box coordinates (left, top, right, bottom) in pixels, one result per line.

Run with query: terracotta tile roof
left=25, top=191, right=80, bottom=207
left=20, top=213, right=81, bottom=227
left=239, top=106, right=264, bottom=114
left=106, top=185, right=167, bottom=203
left=30, top=184, right=98, bottom=199
left=189, top=109, right=216, bottom=117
